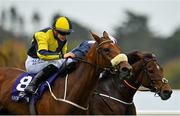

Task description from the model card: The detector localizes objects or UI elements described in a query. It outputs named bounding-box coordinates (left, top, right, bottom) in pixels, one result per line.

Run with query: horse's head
left=129, top=51, right=172, bottom=100
left=89, top=31, right=132, bottom=75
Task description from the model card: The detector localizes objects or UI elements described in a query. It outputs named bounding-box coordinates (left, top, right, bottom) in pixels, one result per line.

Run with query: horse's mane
left=143, top=53, right=157, bottom=61
left=127, top=51, right=157, bottom=65
left=127, top=51, right=142, bottom=65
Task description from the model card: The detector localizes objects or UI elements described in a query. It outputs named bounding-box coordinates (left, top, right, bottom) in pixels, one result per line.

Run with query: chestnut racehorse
left=88, top=51, right=172, bottom=115
left=0, top=31, right=132, bottom=114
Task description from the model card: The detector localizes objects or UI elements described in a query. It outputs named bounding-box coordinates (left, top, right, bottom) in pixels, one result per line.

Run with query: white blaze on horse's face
left=109, top=35, right=117, bottom=43
left=111, top=53, right=128, bottom=66
left=156, top=64, right=160, bottom=70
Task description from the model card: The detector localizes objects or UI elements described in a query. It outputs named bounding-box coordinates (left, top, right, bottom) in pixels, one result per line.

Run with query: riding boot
left=25, top=64, right=58, bottom=94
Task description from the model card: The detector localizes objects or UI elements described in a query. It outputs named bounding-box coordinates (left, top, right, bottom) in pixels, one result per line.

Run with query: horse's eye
left=148, top=69, right=154, bottom=73
left=103, top=48, right=110, bottom=53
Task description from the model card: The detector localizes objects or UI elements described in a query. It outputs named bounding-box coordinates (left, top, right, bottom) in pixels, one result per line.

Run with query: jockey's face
left=58, top=33, right=66, bottom=41
left=54, top=30, right=67, bottom=41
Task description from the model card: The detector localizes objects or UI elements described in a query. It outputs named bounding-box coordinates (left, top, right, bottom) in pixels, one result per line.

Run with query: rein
left=71, top=40, right=116, bottom=71
left=72, top=57, right=105, bottom=70
left=123, top=80, right=137, bottom=90
left=72, top=57, right=120, bottom=75
left=94, top=92, right=133, bottom=105
left=93, top=73, right=135, bottom=106
left=46, top=75, right=89, bottom=110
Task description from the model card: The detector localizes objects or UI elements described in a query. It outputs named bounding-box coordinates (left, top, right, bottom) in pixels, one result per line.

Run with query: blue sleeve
left=71, top=41, right=94, bottom=58
left=38, top=50, right=58, bottom=55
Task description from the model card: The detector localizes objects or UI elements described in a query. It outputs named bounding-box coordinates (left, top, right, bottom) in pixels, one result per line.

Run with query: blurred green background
left=0, top=1, right=179, bottom=89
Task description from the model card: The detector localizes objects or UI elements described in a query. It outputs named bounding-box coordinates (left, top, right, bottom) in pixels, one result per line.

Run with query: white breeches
left=25, top=56, right=73, bottom=74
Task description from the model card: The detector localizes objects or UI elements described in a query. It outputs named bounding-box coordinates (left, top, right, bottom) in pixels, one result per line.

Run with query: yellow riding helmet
left=53, top=16, right=73, bottom=33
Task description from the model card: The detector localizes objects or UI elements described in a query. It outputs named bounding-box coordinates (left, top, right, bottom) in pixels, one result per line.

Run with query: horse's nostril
left=161, top=90, right=172, bottom=100
left=163, top=90, right=172, bottom=95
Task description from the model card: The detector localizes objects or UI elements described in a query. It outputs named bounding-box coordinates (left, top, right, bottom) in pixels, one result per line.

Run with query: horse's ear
left=103, top=31, right=109, bottom=39
left=144, top=53, right=156, bottom=61
left=90, top=31, right=101, bottom=43
left=128, top=51, right=144, bottom=59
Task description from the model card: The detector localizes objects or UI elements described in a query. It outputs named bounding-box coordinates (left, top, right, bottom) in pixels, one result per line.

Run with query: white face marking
left=109, top=35, right=117, bottom=43
left=152, top=54, right=156, bottom=57
left=156, top=64, right=160, bottom=70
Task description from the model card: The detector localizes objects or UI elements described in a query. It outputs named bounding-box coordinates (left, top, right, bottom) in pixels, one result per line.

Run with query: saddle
left=11, top=61, right=77, bottom=103
left=11, top=72, right=57, bottom=103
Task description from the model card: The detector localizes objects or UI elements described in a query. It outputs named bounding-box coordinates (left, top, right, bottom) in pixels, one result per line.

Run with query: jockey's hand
left=64, top=52, right=76, bottom=58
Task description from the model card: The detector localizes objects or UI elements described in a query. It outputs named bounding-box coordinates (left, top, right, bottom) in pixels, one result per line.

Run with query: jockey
left=25, top=16, right=75, bottom=94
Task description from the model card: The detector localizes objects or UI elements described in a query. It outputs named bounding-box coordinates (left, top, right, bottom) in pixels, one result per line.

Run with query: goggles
left=55, top=30, right=70, bottom=36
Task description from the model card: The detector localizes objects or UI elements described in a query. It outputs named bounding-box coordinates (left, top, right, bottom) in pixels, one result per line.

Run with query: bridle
left=72, top=39, right=121, bottom=73
left=119, top=57, right=169, bottom=93
left=141, top=58, right=169, bottom=95
left=94, top=56, right=170, bottom=106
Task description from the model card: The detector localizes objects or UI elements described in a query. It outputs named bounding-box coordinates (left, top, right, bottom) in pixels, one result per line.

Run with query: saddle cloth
left=11, top=72, right=58, bottom=103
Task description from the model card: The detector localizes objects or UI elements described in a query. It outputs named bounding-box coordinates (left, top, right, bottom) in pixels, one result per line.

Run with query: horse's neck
left=132, top=60, right=144, bottom=88
left=75, top=62, right=101, bottom=91
left=96, top=77, right=135, bottom=102
left=120, top=60, right=145, bottom=99
left=63, top=47, right=102, bottom=106
left=96, top=77, right=114, bottom=94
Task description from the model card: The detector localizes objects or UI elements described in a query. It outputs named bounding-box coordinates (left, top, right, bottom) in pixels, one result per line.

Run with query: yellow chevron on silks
left=111, top=53, right=128, bottom=66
